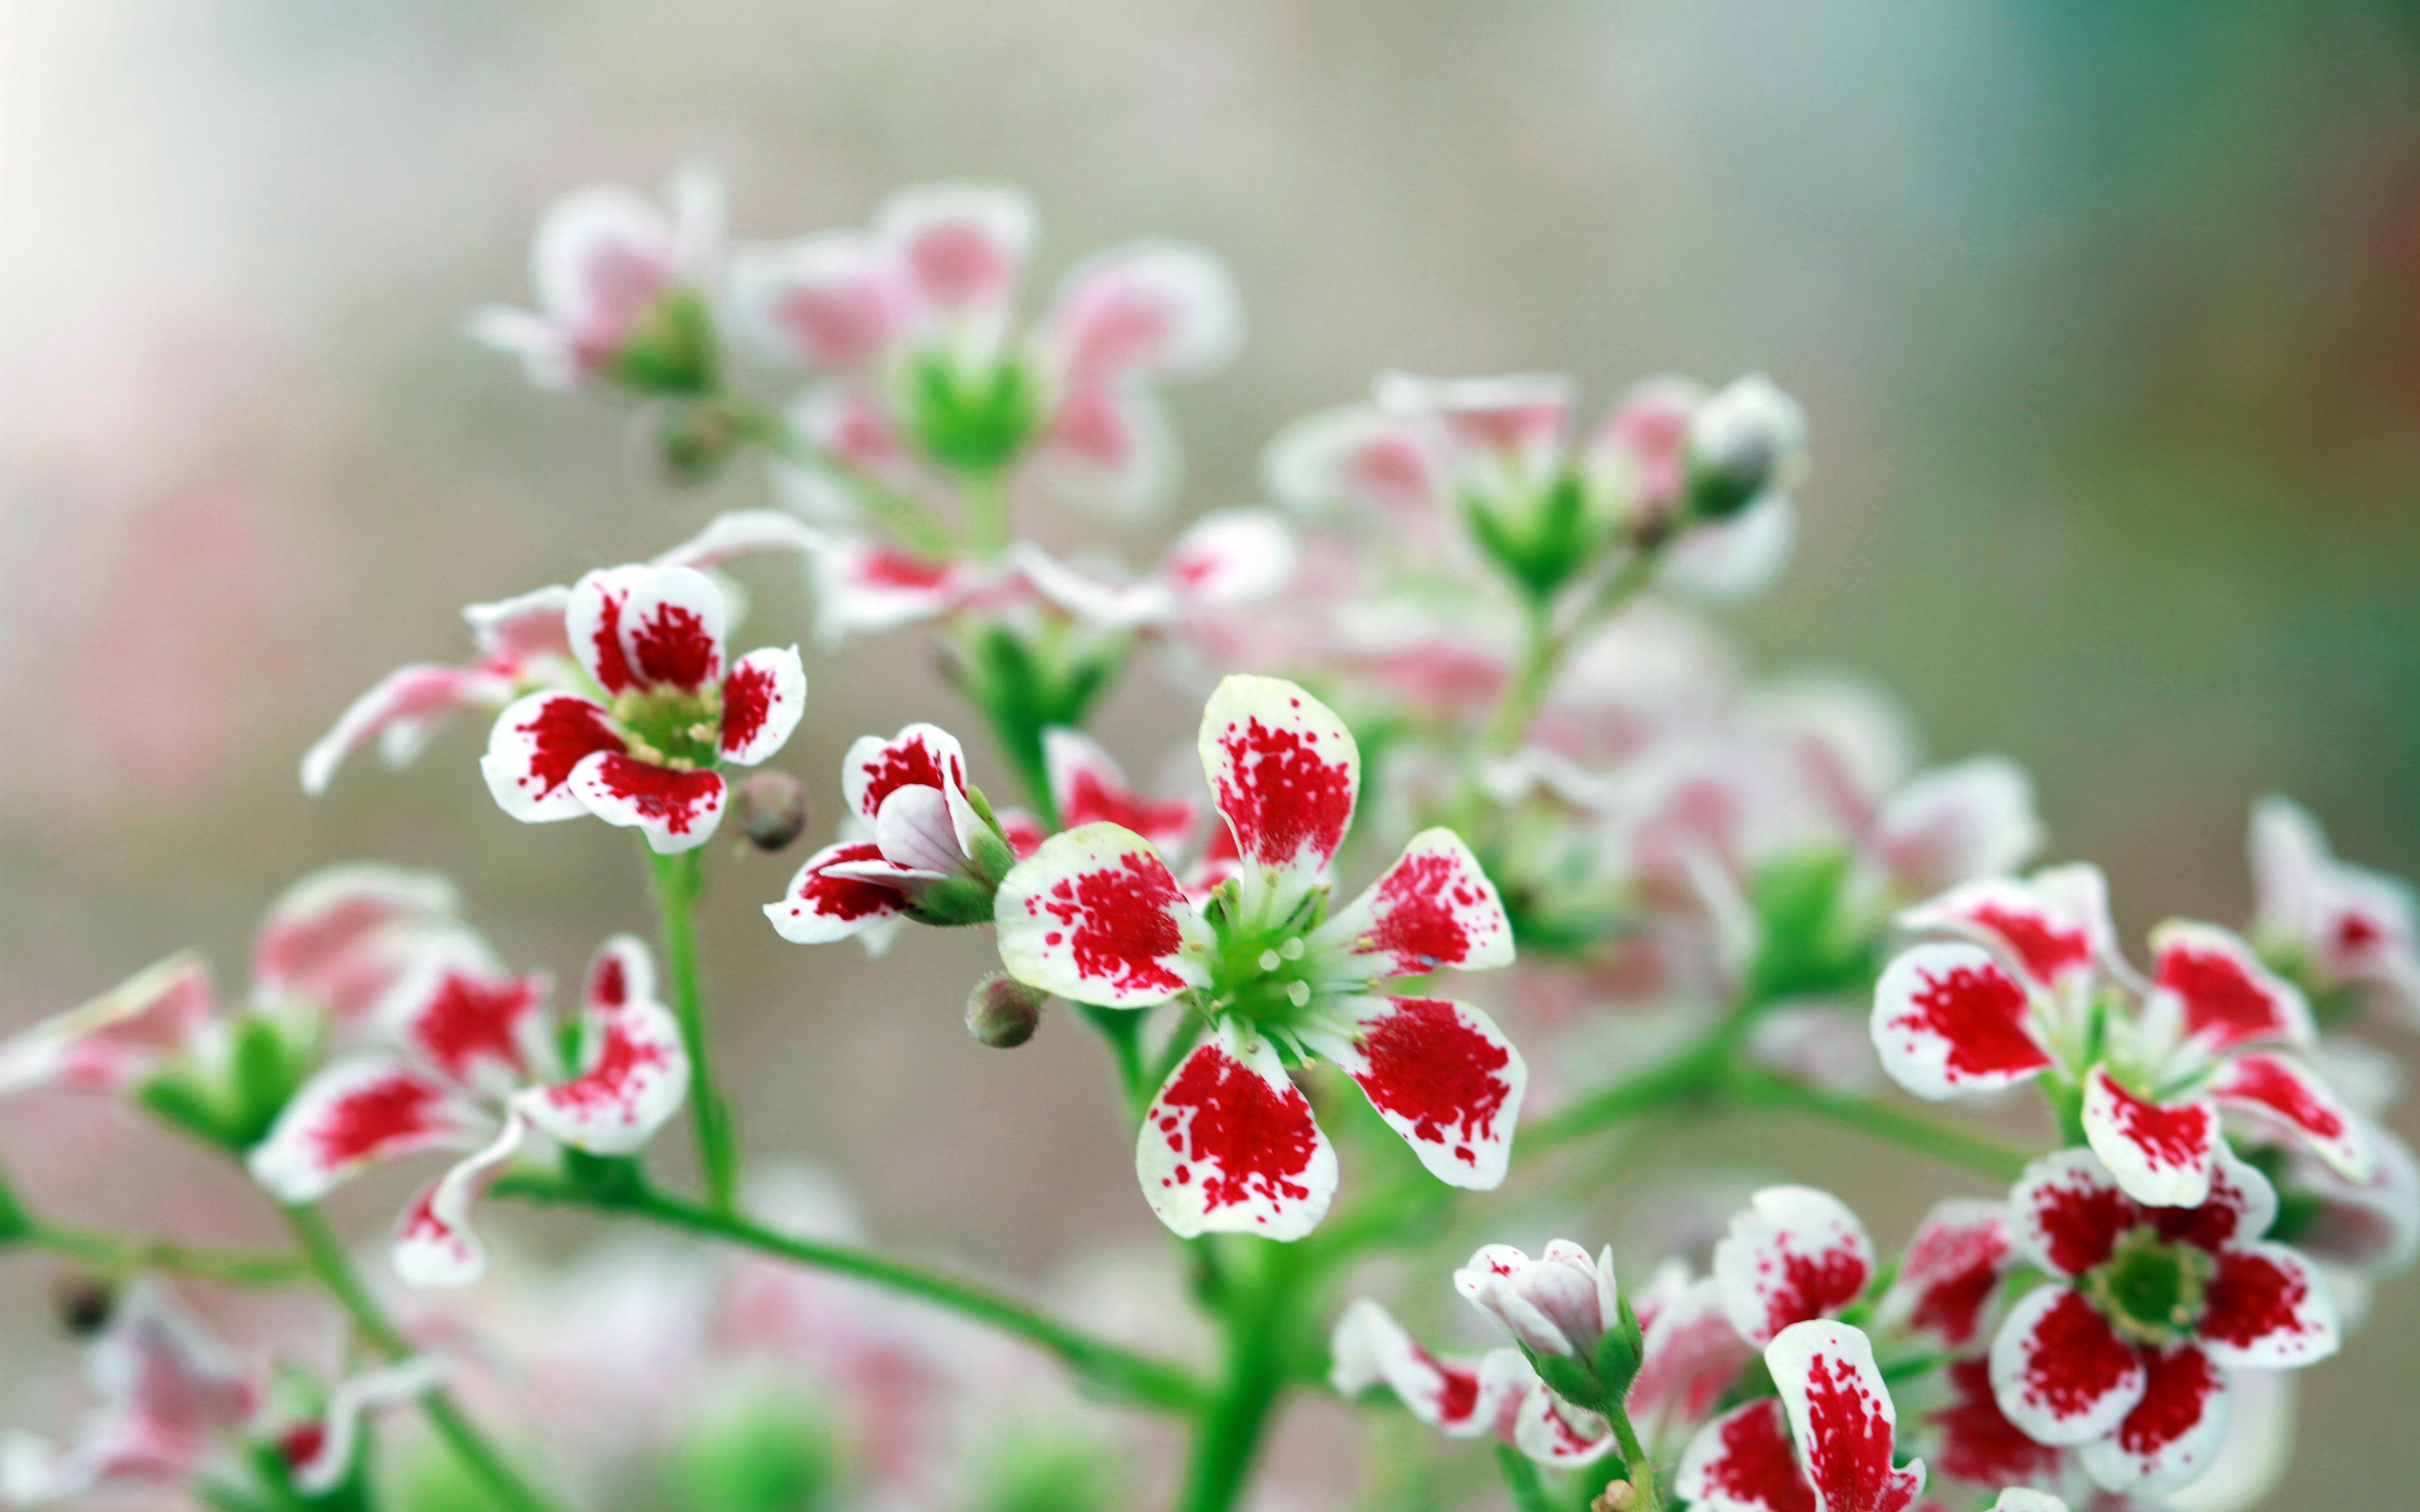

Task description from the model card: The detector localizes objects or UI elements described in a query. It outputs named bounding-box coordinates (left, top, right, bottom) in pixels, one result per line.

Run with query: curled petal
left=1328, top=1299, right=1530, bottom=1439
left=765, top=840, right=909, bottom=945
left=1512, top=1386, right=1618, bottom=1468
left=2083, top=1068, right=2219, bottom=1208
left=520, top=936, right=688, bottom=1155
left=1899, top=867, right=2113, bottom=996
left=302, top=664, right=513, bottom=796
left=480, top=691, right=623, bottom=823
left=287, top=1355, right=449, bottom=1495
left=1714, top=1186, right=1877, bottom=1347
left=1011, top=544, right=1178, bottom=631
left=2147, top=921, right=2314, bottom=1054
left=717, top=646, right=807, bottom=765
left=1198, top=674, right=1360, bottom=895
left=1451, top=1240, right=1615, bottom=1358
left=994, top=824, right=1210, bottom=1008
left=2194, top=1242, right=2338, bottom=1369
left=1313, top=829, right=1515, bottom=981
left=0, top=954, right=214, bottom=1099
left=844, top=723, right=970, bottom=824
left=1987, top=1285, right=2146, bottom=1446
left=1677, top=1399, right=1817, bottom=1512
left=1044, top=728, right=1199, bottom=852
left=1307, top=996, right=1523, bottom=1191
left=568, top=751, right=727, bottom=854
left=461, top=584, right=574, bottom=670
left=1875, top=1198, right=2014, bottom=1349
left=2209, top=1050, right=2368, bottom=1181
left=653, top=510, right=826, bottom=573
left=1136, top=1028, right=1336, bottom=1240
left=248, top=1059, right=489, bottom=1203
left=1766, top=1319, right=1927, bottom=1512
left=392, top=1113, right=526, bottom=1288
left=726, top=231, right=900, bottom=370
left=1160, top=508, right=1296, bottom=609
left=384, top=963, right=554, bottom=1094
left=1866, top=756, right=2044, bottom=900
left=1041, top=239, right=1242, bottom=383
left=251, top=864, right=483, bottom=1023
left=2009, top=1147, right=2136, bottom=1279
left=1869, top=942, right=2054, bottom=1100
left=2074, top=1345, right=2229, bottom=1496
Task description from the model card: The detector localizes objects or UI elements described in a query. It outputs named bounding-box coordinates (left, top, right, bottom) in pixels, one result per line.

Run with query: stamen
left=1258, top=948, right=1282, bottom=972
left=1286, top=980, right=1311, bottom=1007
left=1279, top=937, right=1305, bottom=961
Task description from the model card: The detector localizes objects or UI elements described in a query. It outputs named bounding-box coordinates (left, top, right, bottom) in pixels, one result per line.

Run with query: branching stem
left=648, top=846, right=740, bottom=1213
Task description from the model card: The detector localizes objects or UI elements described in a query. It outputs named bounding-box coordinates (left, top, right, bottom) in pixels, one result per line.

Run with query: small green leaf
left=0, top=1162, right=29, bottom=1245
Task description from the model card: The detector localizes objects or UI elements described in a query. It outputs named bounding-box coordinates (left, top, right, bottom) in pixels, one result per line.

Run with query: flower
left=1676, top=1319, right=1927, bottom=1512
left=1454, top=1239, right=1624, bottom=1360
left=2247, top=795, right=2420, bottom=1026
left=1988, top=1145, right=2337, bottom=1494
left=470, top=167, right=725, bottom=395
left=481, top=563, right=806, bottom=854
left=732, top=181, right=1241, bottom=519
left=990, top=675, right=1524, bottom=1238
left=248, top=935, right=689, bottom=1286
left=1872, top=865, right=2370, bottom=1206
left=1327, top=1298, right=1583, bottom=1466
left=1711, top=1186, right=1879, bottom=1349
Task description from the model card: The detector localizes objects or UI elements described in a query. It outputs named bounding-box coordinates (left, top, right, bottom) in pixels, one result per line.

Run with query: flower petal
left=384, top=963, right=554, bottom=1095
left=808, top=535, right=973, bottom=643
left=874, top=181, right=1034, bottom=329
left=653, top=510, right=826, bottom=573
left=391, top=1112, right=526, bottom=1288
left=302, top=664, right=513, bottom=796
left=480, top=692, right=624, bottom=822
left=568, top=751, right=727, bottom=854
left=248, top=1059, right=488, bottom=1203
left=1714, top=1186, right=1877, bottom=1347
left=1160, top=508, right=1297, bottom=609
left=2147, top=921, right=2314, bottom=1054
left=2194, top=1242, right=2337, bottom=1368
left=765, top=840, right=910, bottom=944
left=519, top=936, right=688, bottom=1155
left=1041, top=239, right=1241, bottom=383
left=2209, top=1050, right=2368, bottom=1180
left=566, top=567, right=651, bottom=695
left=1677, top=1399, right=1818, bottom=1512
left=1010, top=543, right=1179, bottom=631
left=0, top=954, right=214, bottom=1099
left=1866, top=757, right=2044, bottom=901
left=1312, top=829, right=1515, bottom=981
left=1987, top=1285, right=2146, bottom=1446
left=1876, top=1199, right=2014, bottom=1349
left=1308, top=996, right=1523, bottom=1190
left=1899, top=866, right=2113, bottom=996
left=1262, top=404, right=1445, bottom=523
left=2075, top=1345, right=2229, bottom=1496
left=461, top=584, right=574, bottom=669
left=251, top=864, right=482, bottom=1024
left=1136, top=1028, right=1336, bottom=1240
left=1661, top=493, right=1798, bottom=603
left=1631, top=1276, right=1758, bottom=1441
left=1376, top=371, right=1574, bottom=499
left=530, top=185, right=675, bottom=335
left=994, top=823, right=1210, bottom=1007
left=1328, top=1299, right=1531, bottom=1439
left=717, top=646, right=807, bottom=765
left=1869, top=942, right=2056, bottom=1099
left=1198, top=674, right=1360, bottom=894
left=2145, top=1140, right=2278, bottom=1256
left=844, top=723, right=970, bottom=824
left=2083, top=1067, right=2219, bottom=1208
left=1044, top=728, right=1199, bottom=851
left=2009, top=1148, right=2136, bottom=1280
left=1766, top=1319, right=1927, bottom=1512
left=1923, top=1356, right=2062, bottom=1493
left=1028, top=383, right=1177, bottom=520
left=726, top=231, right=901, bottom=369
left=286, top=1356, right=448, bottom=1495
left=614, top=565, right=728, bottom=694
left=1512, top=1386, right=1619, bottom=1468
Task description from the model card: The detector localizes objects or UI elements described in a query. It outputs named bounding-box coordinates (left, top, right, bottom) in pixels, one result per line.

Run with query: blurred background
left=4, top=1, right=2417, bottom=1506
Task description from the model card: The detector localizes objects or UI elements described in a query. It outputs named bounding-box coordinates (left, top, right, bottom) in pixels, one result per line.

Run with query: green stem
left=648, top=846, right=739, bottom=1213
left=27, top=1223, right=311, bottom=1288
left=1178, top=1240, right=1304, bottom=1512
left=1078, top=1003, right=1149, bottom=1115
left=960, top=466, right=1010, bottom=558
left=1520, top=1041, right=1728, bottom=1155
left=1720, top=1068, right=2033, bottom=1181
left=1478, top=548, right=1665, bottom=756
left=494, top=1178, right=1203, bottom=1413
left=285, top=1206, right=560, bottom=1512
left=723, top=395, right=959, bottom=558
left=1604, top=1398, right=1665, bottom=1512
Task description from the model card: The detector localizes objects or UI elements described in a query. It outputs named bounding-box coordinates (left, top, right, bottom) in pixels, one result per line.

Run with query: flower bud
left=643, top=399, right=746, bottom=488
left=52, top=1273, right=116, bottom=1336
left=966, top=972, right=1045, bottom=1048
left=1685, top=374, right=1807, bottom=521
left=1590, top=1482, right=1639, bottom=1512
left=734, top=771, right=810, bottom=853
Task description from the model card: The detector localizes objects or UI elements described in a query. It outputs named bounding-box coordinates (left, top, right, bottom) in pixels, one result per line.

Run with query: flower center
left=612, top=685, right=723, bottom=771
left=1214, top=929, right=1317, bottom=1022
left=2083, top=1223, right=2214, bottom=1347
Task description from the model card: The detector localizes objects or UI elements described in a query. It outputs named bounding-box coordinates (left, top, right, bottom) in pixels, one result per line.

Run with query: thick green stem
left=285, top=1206, right=560, bottom=1512
left=1178, top=1241, right=1304, bottom=1512
left=1604, top=1398, right=1665, bottom=1512
left=1720, top=1068, right=2033, bottom=1181
left=28, top=1222, right=311, bottom=1288
left=493, top=1178, right=1203, bottom=1413
left=648, top=846, right=739, bottom=1213
left=960, top=466, right=1010, bottom=557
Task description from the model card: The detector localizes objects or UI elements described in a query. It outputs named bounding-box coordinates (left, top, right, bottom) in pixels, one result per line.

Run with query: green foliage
left=1745, top=846, right=1874, bottom=1003
left=963, top=1426, right=1125, bottom=1512
left=663, top=1391, right=844, bottom=1512
left=0, top=1162, right=27, bottom=1246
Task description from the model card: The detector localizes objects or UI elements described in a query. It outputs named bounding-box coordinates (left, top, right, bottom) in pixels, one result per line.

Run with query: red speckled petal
left=481, top=691, right=623, bottom=822
left=1327, top=1298, right=1533, bottom=1440
left=2194, top=1242, right=2338, bottom=1369
left=385, top=964, right=554, bottom=1095
left=1044, top=728, right=1200, bottom=853
left=843, top=723, right=970, bottom=824
left=1713, top=1185, right=1877, bottom=1347
left=1988, top=1285, right=2146, bottom=1446
left=765, top=840, right=909, bottom=944
left=1136, top=1029, right=1336, bottom=1240
left=1310, top=995, right=1524, bottom=1190
left=2210, top=1051, right=2368, bottom=1181
left=808, top=536, right=972, bottom=643
left=1876, top=1198, right=2015, bottom=1349
left=1677, top=1399, right=1818, bottom=1512
left=565, top=566, right=653, bottom=696
left=519, top=936, right=688, bottom=1155
left=1314, top=829, right=1514, bottom=981
left=301, top=663, right=515, bottom=796
left=1512, top=1385, right=1619, bottom=1468
left=247, top=1058, right=488, bottom=1203
left=994, top=823, right=1210, bottom=1008
left=1922, top=1356, right=2062, bottom=1493
left=2075, top=1344, right=2229, bottom=1496
left=2009, top=1148, right=2138, bottom=1280
left=390, top=1112, right=527, bottom=1289
left=1899, top=867, right=2111, bottom=995
left=2148, top=921, right=2313, bottom=1054
left=569, top=752, right=727, bottom=854
left=1197, top=674, right=1360, bottom=894
left=2083, top=1067, right=2219, bottom=1208
left=717, top=646, right=806, bottom=765
left=0, top=954, right=215, bottom=1100
left=1767, top=1320, right=1927, bottom=1512
left=251, top=865, right=482, bottom=1025
left=1040, top=239, right=1241, bottom=383
left=613, top=565, right=727, bottom=693
left=1870, top=942, right=2056, bottom=1099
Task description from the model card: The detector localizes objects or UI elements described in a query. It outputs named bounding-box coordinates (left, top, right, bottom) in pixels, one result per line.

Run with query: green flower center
left=1198, top=887, right=1331, bottom=1027
left=612, top=685, right=723, bottom=771
left=2084, top=1223, right=2214, bottom=1347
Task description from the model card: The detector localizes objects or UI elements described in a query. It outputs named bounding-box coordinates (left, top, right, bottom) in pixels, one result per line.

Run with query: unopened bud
left=1590, top=1480, right=1638, bottom=1512
left=734, top=771, right=809, bottom=853
left=53, top=1273, right=117, bottom=1336
left=641, top=398, right=745, bottom=488
left=1686, top=374, right=1807, bottom=520
left=966, top=972, right=1045, bottom=1048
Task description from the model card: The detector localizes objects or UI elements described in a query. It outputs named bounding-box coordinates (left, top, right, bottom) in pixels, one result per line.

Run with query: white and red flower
left=248, top=936, right=689, bottom=1286
left=1453, top=1239, right=1624, bottom=1361
left=1873, top=866, right=2369, bottom=1206
left=1327, top=1298, right=1538, bottom=1450
left=1988, top=1145, right=2336, bottom=1494
left=991, top=675, right=1523, bottom=1238
left=481, top=563, right=804, bottom=854
left=1870, top=1199, right=2018, bottom=1352
left=2248, top=795, right=2420, bottom=1027
left=1677, top=1319, right=1927, bottom=1512
left=1711, top=1186, right=1879, bottom=1349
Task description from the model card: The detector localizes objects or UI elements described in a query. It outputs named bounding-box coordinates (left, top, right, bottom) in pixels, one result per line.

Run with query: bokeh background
left=5, top=1, right=2418, bottom=1506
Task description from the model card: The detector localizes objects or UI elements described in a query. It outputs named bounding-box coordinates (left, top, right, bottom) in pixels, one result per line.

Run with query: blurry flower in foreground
left=2248, top=795, right=2420, bottom=1027
left=992, top=674, right=1523, bottom=1238
left=250, top=936, right=688, bottom=1286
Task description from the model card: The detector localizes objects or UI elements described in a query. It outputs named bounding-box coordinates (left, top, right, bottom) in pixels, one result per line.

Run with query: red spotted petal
left=1678, top=1399, right=1818, bottom=1512
left=2210, top=1050, right=2368, bottom=1180
left=1870, top=942, right=2056, bottom=1099
left=519, top=936, right=688, bottom=1155
left=301, top=663, right=513, bottom=796
left=480, top=692, right=623, bottom=822
left=251, top=865, right=481, bottom=1025
left=1714, top=1186, right=1877, bottom=1347
left=2145, top=1141, right=2278, bottom=1256
left=1314, top=829, right=1515, bottom=982
left=2148, top=921, right=2313, bottom=1054
left=1198, top=675, right=1360, bottom=893
left=765, top=840, right=910, bottom=945
left=1136, top=1030, right=1336, bottom=1240
left=1512, top=1386, right=1619, bottom=1468
left=569, top=752, right=727, bottom=854
left=391, top=1113, right=526, bottom=1288
left=1307, top=996, right=1524, bottom=1191
left=1327, top=1299, right=1531, bottom=1440
left=994, top=824, right=1210, bottom=1007
left=1767, top=1320, right=1927, bottom=1512
left=386, top=964, right=553, bottom=1093
left=1924, top=1356, right=2062, bottom=1492
left=2075, top=1344, right=2229, bottom=1495
left=564, top=565, right=650, bottom=696
left=1987, top=1285, right=2146, bottom=1446
left=717, top=646, right=807, bottom=765
left=1878, top=1199, right=2014, bottom=1348
left=1900, top=868, right=2110, bottom=995
left=2083, top=1068, right=2219, bottom=1208
left=2009, top=1148, right=2137, bottom=1280
left=2194, top=1242, right=2338, bottom=1368
left=1044, top=729, right=1199, bottom=852
left=843, top=723, right=970, bottom=824
left=248, top=1059, right=488, bottom=1203
left=808, top=535, right=973, bottom=643
left=996, top=808, right=1047, bottom=859
left=617, top=566, right=728, bottom=693
left=1631, top=1277, right=1758, bottom=1441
